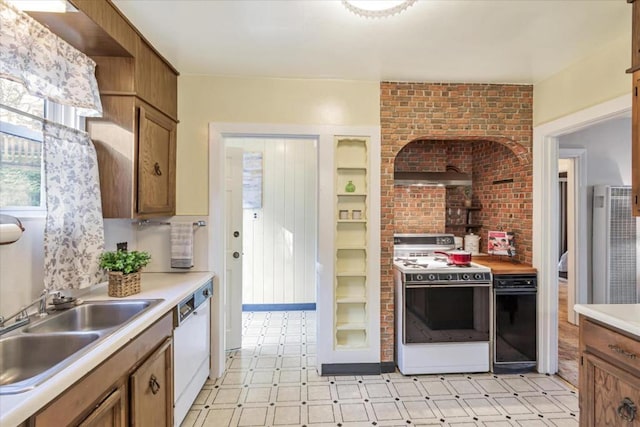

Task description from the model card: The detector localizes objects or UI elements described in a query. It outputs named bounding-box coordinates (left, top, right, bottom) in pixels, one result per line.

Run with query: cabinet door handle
left=608, top=344, right=638, bottom=359
left=153, top=162, right=162, bottom=176
left=617, top=397, right=637, bottom=422
left=149, top=374, right=161, bottom=395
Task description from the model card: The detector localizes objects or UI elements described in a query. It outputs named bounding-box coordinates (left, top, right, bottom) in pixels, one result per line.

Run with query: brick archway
left=379, top=82, right=533, bottom=365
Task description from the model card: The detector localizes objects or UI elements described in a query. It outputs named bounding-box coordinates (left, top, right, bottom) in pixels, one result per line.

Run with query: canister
left=464, top=233, right=481, bottom=255
left=454, top=236, right=463, bottom=250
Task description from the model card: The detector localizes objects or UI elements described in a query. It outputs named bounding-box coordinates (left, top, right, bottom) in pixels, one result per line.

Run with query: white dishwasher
left=174, top=280, right=212, bottom=427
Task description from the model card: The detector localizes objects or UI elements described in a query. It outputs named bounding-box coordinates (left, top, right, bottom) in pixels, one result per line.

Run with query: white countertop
left=574, top=304, right=640, bottom=338
left=0, top=272, right=215, bottom=427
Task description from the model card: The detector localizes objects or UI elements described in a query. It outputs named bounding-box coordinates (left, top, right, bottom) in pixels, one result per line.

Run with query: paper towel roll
left=0, top=223, right=23, bottom=244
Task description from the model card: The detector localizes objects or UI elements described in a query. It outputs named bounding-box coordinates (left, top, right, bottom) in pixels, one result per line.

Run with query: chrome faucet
left=0, top=289, right=53, bottom=336
left=38, top=289, right=50, bottom=317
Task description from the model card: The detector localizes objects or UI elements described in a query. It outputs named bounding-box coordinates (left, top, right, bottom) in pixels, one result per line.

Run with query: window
left=0, top=78, right=83, bottom=210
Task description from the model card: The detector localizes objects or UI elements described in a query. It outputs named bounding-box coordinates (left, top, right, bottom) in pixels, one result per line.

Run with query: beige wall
left=176, top=76, right=380, bottom=214
left=533, top=34, right=631, bottom=126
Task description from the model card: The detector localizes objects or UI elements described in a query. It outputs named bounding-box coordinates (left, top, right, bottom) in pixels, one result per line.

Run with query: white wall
left=226, top=137, right=317, bottom=305
left=533, top=34, right=631, bottom=126
left=559, top=116, right=632, bottom=186
left=558, top=115, right=632, bottom=298
left=177, top=76, right=380, bottom=215
left=0, top=217, right=45, bottom=317
left=0, top=215, right=209, bottom=317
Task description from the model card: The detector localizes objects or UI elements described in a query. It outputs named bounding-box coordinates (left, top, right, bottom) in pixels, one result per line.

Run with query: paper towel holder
left=0, top=214, right=25, bottom=245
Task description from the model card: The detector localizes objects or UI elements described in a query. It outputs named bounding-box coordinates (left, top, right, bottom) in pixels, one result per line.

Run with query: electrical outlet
left=116, top=242, right=128, bottom=251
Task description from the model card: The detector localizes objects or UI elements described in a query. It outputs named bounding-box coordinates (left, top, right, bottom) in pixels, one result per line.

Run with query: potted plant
left=462, top=186, right=473, bottom=207
left=99, top=250, right=151, bottom=297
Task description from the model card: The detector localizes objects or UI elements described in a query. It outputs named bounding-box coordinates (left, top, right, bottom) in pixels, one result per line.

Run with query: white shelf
left=336, top=322, right=367, bottom=331
left=337, top=192, right=367, bottom=197
left=336, top=271, right=366, bottom=277
left=336, top=297, right=367, bottom=304
left=336, top=245, right=367, bottom=250
left=337, top=165, right=367, bottom=170
left=337, top=219, right=367, bottom=223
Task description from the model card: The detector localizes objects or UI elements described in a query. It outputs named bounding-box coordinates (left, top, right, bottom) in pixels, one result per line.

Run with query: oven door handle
left=494, top=288, right=536, bottom=294
left=405, top=283, right=491, bottom=288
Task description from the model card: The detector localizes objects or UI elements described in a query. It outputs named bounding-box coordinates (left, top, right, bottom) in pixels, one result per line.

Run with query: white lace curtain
left=43, top=122, right=105, bottom=289
left=0, top=0, right=102, bottom=116
left=0, top=0, right=106, bottom=290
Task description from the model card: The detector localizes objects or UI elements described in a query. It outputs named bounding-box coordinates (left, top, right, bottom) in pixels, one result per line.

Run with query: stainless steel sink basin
left=0, top=299, right=162, bottom=394
left=25, top=300, right=154, bottom=333
left=0, top=333, right=100, bottom=393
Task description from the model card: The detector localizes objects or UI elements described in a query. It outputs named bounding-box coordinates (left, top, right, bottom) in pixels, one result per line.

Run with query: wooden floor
left=558, top=277, right=579, bottom=387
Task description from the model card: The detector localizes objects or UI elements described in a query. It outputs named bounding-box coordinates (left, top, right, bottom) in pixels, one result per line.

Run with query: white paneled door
left=226, top=137, right=317, bottom=306
left=225, top=147, right=243, bottom=350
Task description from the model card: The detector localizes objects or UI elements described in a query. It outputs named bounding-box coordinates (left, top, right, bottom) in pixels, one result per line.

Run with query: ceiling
left=112, top=0, right=630, bottom=84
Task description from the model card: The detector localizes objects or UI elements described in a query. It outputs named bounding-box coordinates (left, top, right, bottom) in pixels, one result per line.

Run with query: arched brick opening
left=379, top=82, right=533, bottom=365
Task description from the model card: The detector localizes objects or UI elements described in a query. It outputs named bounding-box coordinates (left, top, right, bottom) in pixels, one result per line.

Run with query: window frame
left=0, top=84, right=84, bottom=217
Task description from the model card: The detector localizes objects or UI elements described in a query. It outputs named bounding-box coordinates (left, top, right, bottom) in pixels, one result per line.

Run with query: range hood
left=394, top=171, right=472, bottom=187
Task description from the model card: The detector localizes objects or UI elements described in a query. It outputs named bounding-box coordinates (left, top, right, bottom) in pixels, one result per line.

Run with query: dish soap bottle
left=345, top=180, right=356, bottom=193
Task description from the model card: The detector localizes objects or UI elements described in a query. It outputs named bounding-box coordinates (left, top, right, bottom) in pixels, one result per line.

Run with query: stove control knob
left=415, top=274, right=424, bottom=281
left=462, top=273, right=470, bottom=280
left=446, top=274, right=454, bottom=280
left=474, top=273, right=484, bottom=280
left=428, top=274, right=437, bottom=281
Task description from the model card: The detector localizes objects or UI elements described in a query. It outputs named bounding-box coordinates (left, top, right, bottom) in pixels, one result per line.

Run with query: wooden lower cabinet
left=582, top=353, right=640, bottom=426
left=31, top=313, right=173, bottom=427
left=78, top=383, right=127, bottom=427
left=130, top=338, right=173, bottom=426
left=579, top=316, right=640, bottom=426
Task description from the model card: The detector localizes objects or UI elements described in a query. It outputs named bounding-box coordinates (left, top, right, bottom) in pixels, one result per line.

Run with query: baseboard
left=242, top=303, right=316, bottom=312
left=322, top=362, right=396, bottom=376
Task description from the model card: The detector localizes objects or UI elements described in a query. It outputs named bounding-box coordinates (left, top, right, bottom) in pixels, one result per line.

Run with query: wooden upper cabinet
left=137, top=106, right=176, bottom=216
left=633, top=71, right=640, bottom=217
left=135, top=39, right=178, bottom=121
left=34, top=0, right=181, bottom=218
left=631, top=2, right=640, bottom=217
left=632, top=0, right=640, bottom=72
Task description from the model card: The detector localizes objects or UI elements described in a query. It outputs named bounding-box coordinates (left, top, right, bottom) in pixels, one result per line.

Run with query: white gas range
left=393, top=234, right=493, bottom=375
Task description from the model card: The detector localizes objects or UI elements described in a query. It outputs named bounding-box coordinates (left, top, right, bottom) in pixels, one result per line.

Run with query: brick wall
left=380, top=82, right=533, bottom=363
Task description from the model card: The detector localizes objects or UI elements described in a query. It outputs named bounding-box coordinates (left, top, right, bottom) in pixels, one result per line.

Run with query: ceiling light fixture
left=342, top=0, right=417, bottom=18
left=7, top=0, right=73, bottom=13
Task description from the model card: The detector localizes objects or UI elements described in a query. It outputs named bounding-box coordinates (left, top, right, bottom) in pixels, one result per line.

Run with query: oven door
left=404, top=283, right=491, bottom=344
left=494, top=288, right=537, bottom=364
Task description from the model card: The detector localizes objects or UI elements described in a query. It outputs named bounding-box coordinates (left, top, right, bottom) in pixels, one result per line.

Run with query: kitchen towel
left=170, top=222, right=194, bottom=269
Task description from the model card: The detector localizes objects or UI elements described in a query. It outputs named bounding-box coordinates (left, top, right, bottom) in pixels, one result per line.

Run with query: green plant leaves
left=99, top=250, right=151, bottom=274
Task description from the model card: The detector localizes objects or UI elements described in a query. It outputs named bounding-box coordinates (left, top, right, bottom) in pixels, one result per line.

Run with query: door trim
left=533, top=93, right=631, bottom=374
left=558, top=148, right=587, bottom=325
left=209, top=122, right=381, bottom=379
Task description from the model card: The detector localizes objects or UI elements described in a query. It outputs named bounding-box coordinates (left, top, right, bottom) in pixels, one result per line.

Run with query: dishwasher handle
left=175, top=279, right=213, bottom=326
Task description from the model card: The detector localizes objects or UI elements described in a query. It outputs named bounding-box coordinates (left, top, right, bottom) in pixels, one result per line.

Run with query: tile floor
left=181, top=311, right=579, bottom=427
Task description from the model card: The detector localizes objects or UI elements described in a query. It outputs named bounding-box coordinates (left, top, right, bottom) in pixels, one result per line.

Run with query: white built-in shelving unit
left=334, top=137, right=369, bottom=349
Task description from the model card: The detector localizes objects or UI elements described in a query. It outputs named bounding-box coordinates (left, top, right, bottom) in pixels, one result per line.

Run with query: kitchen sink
left=25, top=300, right=155, bottom=333
left=0, top=333, right=100, bottom=393
left=0, top=299, right=162, bottom=394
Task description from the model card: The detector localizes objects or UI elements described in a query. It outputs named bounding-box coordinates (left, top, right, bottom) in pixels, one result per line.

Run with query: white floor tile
left=186, top=311, right=579, bottom=426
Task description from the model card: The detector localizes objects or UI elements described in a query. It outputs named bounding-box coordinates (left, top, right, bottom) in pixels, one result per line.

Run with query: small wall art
left=243, top=151, right=263, bottom=209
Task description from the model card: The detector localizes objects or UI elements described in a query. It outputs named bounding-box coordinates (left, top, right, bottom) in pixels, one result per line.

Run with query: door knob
left=233, top=252, right=240, bottom=258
